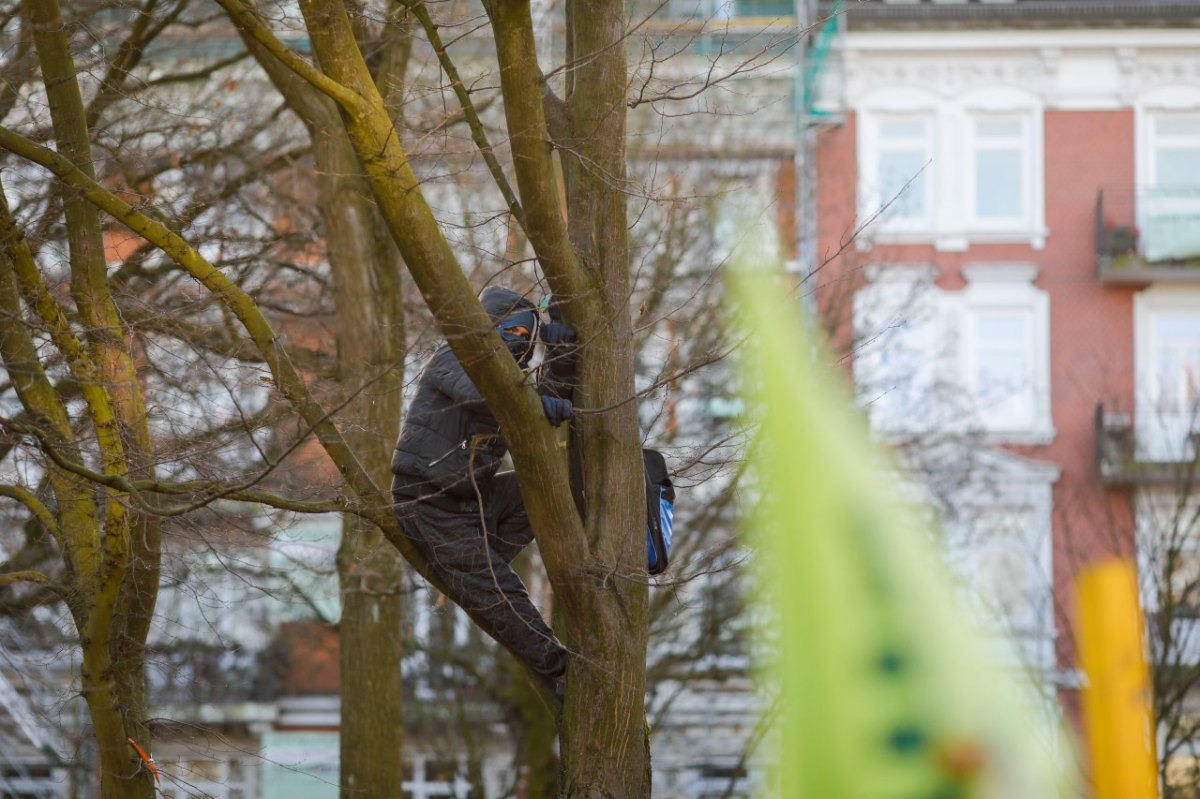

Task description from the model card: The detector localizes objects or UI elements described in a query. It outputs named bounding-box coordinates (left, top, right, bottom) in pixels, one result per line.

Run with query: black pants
left=392, top=471, right=567, bottom=680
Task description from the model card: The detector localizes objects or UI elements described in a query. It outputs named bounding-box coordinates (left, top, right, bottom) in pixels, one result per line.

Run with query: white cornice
left=842, top=29, right=1200, bottom=53
left=835, top=32, right=1200, bottom=111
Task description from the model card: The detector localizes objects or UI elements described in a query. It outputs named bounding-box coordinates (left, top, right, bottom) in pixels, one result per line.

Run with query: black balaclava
left=497, top=307, right=539, bottom=367
left=480, top=286, right=540, bottom=369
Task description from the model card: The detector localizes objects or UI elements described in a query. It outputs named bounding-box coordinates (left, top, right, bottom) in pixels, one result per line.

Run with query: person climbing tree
left=391, top=286, right=577, bottom=684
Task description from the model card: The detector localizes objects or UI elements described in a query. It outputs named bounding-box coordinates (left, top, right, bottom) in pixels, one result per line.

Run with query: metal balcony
left=1096, top=403, right=1200, bottom=486
left=1096, top=187, right=1200, bottom=284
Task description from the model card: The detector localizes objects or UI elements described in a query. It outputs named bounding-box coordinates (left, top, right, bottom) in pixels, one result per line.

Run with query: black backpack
left=643, top=449, right=675, bottom=575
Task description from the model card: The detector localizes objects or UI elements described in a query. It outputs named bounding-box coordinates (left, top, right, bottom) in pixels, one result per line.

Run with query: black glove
left=540, top=395, right=573, bottom=427
left=544, top=294, right=565, bottom=325
left=540, top=322, right=577, bottom=346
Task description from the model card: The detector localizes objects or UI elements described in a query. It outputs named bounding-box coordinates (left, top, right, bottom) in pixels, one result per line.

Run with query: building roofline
left=823, top=1, right=1200, bottom=29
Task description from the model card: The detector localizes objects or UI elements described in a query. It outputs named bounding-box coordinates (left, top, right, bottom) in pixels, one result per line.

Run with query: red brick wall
left=277, top=620, right=341, bottom=696
left=815, top=112, right=861, bottom=356
left=813, top=108, right=1141, bottom=685
left=1039, top=109, right=1138, bottom=677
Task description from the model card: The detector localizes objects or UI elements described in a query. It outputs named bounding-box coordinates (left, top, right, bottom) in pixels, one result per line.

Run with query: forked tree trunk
left=24, top=1, right=160, bottom=795
left=556, top=0, right=650, bottom=793
left=227, top=0, right=650, bottom=794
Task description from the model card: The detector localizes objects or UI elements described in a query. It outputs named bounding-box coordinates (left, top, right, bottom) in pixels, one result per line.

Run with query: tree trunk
left=193, top=2, right=648, bottom=795
left=337, top=515, right=407, bottom=796
left=505, top=653, right=559, bottom=799
left=503, top=554, right=559, bottom=798
left=24, top=1, right=160, bottom=795
left=318, top=105, right=409, bottom=799
left=80, top=641, right=145, bottom=796
left=240, top=20, right=411, bottom=794
left=557, top=0, right=650, bottom=794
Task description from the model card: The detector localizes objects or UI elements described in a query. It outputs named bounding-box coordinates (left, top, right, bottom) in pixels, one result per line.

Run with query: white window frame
left=963, top=305, right=1038, bottom=431
left=966, top=113, right=1036, bottom=231
left=1134, top=287, right=1200, bottom=462
left=941, top=454, right=1059, bottom=677
left=862, top=113, right=936, bottom=233
left=854, top=263, right=1052, bottom=443
left=858, top=95, right=938, bottom=236
left=959, top=265, right=1053, bottom=444
left=856, top=87, right=1046, bottom=250
left=1135, top=93, right=1200, bottom=264
left=1137, top=88, right=1200, bottom=190
left=1136, top=488, right=1200, bottom=669
left=1147, top=112, right=1200, bottom=189
left=853, top=265, right=949, bottom=434
left=948, top=505, right=1053, bottom=664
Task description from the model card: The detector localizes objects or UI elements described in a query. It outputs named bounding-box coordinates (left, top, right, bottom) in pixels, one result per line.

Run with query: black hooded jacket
left=391, top=286, right=539, bottom=501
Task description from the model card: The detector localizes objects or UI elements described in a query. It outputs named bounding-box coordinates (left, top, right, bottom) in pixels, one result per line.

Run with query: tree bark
left=240, top=25, right=411, bottom=795
left=558, top=0, right=650, bottom=794
left=321, top=129, right=408, bottom=799
left=505, top=642, right=560, bottom=799
left=23, top=1, right=160, bottom=794
left=281, top=0, right=650, bottom=794
left=8, top=0, right=653, bottom=794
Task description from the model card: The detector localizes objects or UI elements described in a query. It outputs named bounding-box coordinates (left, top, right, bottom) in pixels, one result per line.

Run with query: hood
left=480, top=285, right=540, bottom=367
left=480, top=285, right=536, bottom=323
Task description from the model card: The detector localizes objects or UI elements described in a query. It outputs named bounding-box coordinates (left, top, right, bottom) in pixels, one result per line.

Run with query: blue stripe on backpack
left=643, top=449, right=675, bottom=575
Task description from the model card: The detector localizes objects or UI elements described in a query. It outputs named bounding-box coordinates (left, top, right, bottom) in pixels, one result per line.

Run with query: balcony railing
left=1096, top=403, right=1200, bottom=486
left=1096, top=187, right=1200, bottom=284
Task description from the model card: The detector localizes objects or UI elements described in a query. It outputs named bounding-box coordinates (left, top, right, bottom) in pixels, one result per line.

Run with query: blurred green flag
left=734, top=259, right=1071, bottom=799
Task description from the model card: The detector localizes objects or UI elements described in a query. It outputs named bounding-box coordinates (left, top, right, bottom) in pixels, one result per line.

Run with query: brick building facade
left=807, top=0, right=1200, bottom=786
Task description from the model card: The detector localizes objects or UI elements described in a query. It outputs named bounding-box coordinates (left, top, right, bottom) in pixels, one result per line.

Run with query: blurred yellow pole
left=1076, top=558, right=1158, bottom=799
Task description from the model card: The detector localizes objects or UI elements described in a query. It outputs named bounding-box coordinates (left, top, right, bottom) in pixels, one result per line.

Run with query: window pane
left=879, top=118, right=927, bottom=140
left=1154, top=348, right=1200, bottom=416
left=947, top=507, right=1049, bottom=640
left=1156, top=149, right=1200, bottom=188
left=976, top=118, right=1022, bottom=138
left=1155, top=314, right=1200, bottom=415
left=975, top=313, right=1026, bottom=342
left=978, top=550, right=1033, bottom=623
left=977, top=350, right=1032, bottom=428
left=878, top=149, right=928, bottom=220
left=972, top=310, right=1033, bottom=428
left=1157, top=348, right=1183, bottom=413
left=1156, top=115, right=1200, bottom=137
left=975, top=148, right=1023, bottom=219
left=1159, top=314, right=1200, bottom=343
left=978, top=351, right=1027, bottom=398
left=1167, top=550, right=1200, bottom=609
left=854, top=282, right=946, bottom=431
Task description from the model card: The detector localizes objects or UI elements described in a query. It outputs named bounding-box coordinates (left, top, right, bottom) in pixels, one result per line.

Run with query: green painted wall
left=260, top=730, right=339, bottom=799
